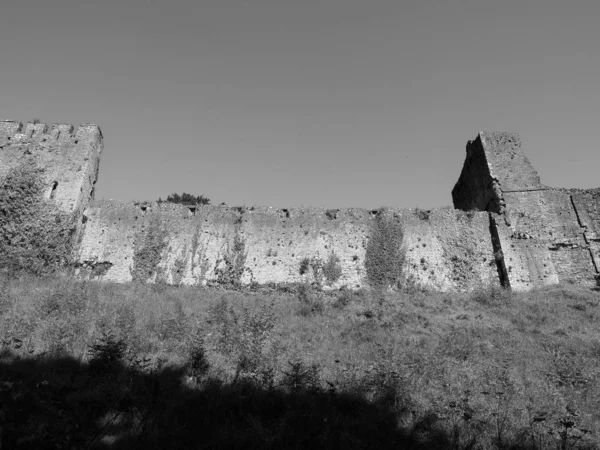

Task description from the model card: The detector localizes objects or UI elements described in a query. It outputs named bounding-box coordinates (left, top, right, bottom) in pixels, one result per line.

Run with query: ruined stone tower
left=453, top=132, right=599, bottom=290
left=0, top=120, right=103, bottom=220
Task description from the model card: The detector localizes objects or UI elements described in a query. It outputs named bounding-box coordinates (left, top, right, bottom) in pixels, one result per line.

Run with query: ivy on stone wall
left=130, top=214, right=169, bottom=283
left=0, top=160, right=76, bottom=274
left=215, top=232, right=248, bottom=287
left=365, top=209, right=406, bottom=289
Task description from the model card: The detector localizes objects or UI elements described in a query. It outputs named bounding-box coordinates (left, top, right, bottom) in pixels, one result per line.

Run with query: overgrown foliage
left=365, top=209, right=406, bottom=289
left=298, top=252, right=342, bottom=287
left=322, top=251, right=343, bottom=285
left=159, top=192, right=210, bottom=205
left=0, top=160, right=76, bottom=274
left=1, top=276, right=600, bottom=448
left=130, top=213, right=169, bottom=283
left=215, top=233, right=248, bottom=287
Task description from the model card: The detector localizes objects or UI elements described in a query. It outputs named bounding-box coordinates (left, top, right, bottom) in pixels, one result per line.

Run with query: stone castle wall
left=77, top=202, right=498, bottom=290
left=1, top=119, right=597, bottom=291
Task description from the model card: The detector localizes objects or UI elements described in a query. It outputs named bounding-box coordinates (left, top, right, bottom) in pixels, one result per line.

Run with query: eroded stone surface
left=2, top=120, right=598, bottom=291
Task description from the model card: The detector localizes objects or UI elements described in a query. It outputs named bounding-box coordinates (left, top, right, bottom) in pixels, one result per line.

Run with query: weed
left=471, top=283, right=512, bottom=306
left=333, top=287, right=354, bottom=309
left=297, top=283, right=324, bottom=316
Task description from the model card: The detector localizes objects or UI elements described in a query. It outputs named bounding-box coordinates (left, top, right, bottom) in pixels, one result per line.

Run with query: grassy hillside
left=1, top=275, right=599, bottom=449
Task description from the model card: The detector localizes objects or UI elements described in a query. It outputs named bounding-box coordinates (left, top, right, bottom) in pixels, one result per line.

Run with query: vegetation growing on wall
left=365, top=209, right=406, bottom=289
left=215, top=232, right=248, bottom=287
left=0, top=160, right=76, bottom=274
left=159, top=192, right=211, bottom=205
left=171, top=245, right=188, bottom=286
left=297, top=252, right=341, bottom=286
left=190, top=224, right=209, bottom=285
left=322, top=251, right=342, bottom=285
left=130, top=214, right=169, bottom=283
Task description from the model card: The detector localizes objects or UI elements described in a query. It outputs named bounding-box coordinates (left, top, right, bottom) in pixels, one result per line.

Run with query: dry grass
left=1, top=275, right=600, bottom=449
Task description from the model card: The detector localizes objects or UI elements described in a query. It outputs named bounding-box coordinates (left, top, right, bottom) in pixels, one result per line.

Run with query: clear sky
left=1, top=0, right=599, bottom=209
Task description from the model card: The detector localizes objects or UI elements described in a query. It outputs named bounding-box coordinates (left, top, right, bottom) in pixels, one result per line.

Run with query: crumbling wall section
left=478, top=132, right=543, bottom=191
left=452, top=134, right=504, bottom=213
left=452, top=132, right=543, bottom=215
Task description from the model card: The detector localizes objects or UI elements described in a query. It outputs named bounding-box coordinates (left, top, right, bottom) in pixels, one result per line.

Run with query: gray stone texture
left=2, top=119, right=598, bottom=291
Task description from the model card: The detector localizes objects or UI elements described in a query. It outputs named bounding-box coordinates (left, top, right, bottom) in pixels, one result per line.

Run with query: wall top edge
left=84, top=200, right=490, bottom=220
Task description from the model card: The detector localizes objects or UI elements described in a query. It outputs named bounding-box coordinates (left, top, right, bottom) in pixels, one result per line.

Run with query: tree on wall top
left=159, top=193, right=211, bottom=206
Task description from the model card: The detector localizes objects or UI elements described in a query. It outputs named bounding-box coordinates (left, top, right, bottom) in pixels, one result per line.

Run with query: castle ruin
left=1, top=119, right=598, bottom=291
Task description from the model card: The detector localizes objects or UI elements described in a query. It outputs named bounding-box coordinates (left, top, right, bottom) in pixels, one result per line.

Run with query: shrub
left=333, top=287, right=354, bottom=309
left=160, top=192, right=210, bottom=206
left=215, top=233, right=247, bottom=287
left=322, top=252, right=342, bottom=285
left=130, top=213, right=169, bottom=283
left=297, top=283, right=324, bottom=316
left=365, top=209, right=405, bottom=289
left=0, top=160, right=76, bottom=274
left=414, top=208, right=431, bottom=221
left=87, top=330, right=127, bottom=373
left=281, top=359, right=322, bottom=392
left=186, top=331, right=210, bottom=381
left=299, top=257, right=311, bottom=275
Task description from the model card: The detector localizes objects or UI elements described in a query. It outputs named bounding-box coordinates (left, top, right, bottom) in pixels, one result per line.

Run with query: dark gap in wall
left=570, top=195, right=599, bottom=274
left=280, top=209, right=290, bottom=219
left=325, top=209, right=339, bottom=220
left=488, top=212, right=510, bottom=288
left=188, top=207, right=196, bottom=216
left=49, top=181, right=58, bottom=199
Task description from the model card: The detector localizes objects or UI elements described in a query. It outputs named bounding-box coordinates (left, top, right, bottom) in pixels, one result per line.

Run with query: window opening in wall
left=140, top=206, right=148, bottom=216
left=49, top=181, right=58, bottom=199
left=188, top=207, right=196, bottom=216
left=326, top=209, right=339, bottom=220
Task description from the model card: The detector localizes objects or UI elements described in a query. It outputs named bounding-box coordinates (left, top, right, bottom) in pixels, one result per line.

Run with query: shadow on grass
left=0, top=351, right=462, bottom=450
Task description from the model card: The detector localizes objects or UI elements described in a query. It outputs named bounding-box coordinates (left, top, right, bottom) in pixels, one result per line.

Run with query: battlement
left=0, top=120, right=102, bottom=146
left=0, top=120, right=103, bottom=219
